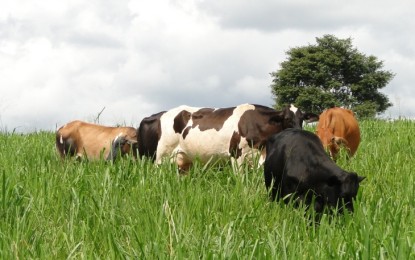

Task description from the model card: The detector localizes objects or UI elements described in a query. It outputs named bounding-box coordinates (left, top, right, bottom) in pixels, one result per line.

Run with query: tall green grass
left=0, top=120, right=414, bottom=258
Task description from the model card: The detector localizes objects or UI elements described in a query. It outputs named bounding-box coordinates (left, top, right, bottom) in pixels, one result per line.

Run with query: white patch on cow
left=177, top=103, right=256, bottom=164
left=156, top=105, right=201, bottom=164
left=60, top=135, right=63, bottom=144
left=290, top=104, right=298, bottom=114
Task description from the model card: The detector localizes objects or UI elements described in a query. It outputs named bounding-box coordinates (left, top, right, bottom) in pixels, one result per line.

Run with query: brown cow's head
left=316, top=128, right=346, bottom=159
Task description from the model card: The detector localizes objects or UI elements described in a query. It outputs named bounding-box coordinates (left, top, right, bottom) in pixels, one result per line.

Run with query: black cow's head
left=319, top=171, right=365, bottom=213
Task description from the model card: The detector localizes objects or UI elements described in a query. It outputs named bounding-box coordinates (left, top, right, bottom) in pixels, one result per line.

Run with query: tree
left=270, top=34, right=394, bottom=118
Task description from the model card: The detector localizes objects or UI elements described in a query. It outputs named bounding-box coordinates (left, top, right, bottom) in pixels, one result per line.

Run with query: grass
left=0, top=120, right=414, bottom=258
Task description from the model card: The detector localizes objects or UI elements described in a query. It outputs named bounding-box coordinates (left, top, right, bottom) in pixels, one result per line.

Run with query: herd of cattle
left=56, top=103, right=365, bottom=213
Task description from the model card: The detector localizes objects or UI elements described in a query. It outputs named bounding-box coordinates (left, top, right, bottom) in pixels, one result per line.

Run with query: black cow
left=264, top=128, right=365, bottom=213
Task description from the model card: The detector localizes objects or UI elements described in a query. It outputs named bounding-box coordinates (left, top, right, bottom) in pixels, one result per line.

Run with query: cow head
left=319, top=171, right=365, bottom=212
left=255, top=105, right=295, bottom=131
left=316, top=128, right=343, bottom=159
left=107, top=134, right=138, bottom=161
left=289, top=104, right=319, bottom=128
left=280, top=105, right=297, bottom=129
left=318, top=132, right=350, bottom=159
left=329, top=136, right=350, bottom=159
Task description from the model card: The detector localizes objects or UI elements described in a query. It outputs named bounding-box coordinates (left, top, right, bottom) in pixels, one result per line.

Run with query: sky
left=1, top=0, right=414, bottom=132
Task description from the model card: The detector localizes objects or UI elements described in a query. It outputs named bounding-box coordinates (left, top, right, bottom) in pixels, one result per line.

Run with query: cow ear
left=303, top=113, right=319, bottom=123
left=358, top=176, right=366, bottom=183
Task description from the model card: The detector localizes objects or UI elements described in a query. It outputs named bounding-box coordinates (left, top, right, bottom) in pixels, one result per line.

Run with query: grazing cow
left=264, top=129, right=365, bottom=213
left=56, top=120, right=138, bottom=161
left=316, top=107, right=360, bottom=159
left=138, top=103, right=312, bottom=171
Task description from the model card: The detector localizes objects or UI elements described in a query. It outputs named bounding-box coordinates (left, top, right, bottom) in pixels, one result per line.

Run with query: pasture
left=0, top=120, right=414, bottom=258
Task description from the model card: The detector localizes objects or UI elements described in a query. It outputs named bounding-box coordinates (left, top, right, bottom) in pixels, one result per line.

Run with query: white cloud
left=1, top=0, right=415, bottom=131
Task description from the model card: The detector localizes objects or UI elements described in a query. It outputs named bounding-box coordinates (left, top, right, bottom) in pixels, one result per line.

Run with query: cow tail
left=55, top=131, right=76, bottom=158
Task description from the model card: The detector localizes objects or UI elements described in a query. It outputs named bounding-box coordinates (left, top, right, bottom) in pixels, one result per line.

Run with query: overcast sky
left=1, top=0, right=414, bottom=132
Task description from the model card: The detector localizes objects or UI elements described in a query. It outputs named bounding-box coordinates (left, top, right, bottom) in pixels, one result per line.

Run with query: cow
left=264, top=128, right=365, bottom=213
left=138, top=103, right=316, bottom=172
left=316, top=107, right=360, bottom=159
left=56, top=120, right=138, bottom=161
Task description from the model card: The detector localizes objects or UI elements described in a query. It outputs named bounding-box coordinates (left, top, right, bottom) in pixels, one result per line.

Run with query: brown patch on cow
left=229, top=131, right=242, bottom=158
left=138, top=111, right=165, bottom=160
left=238, top=105, right=292, bottom=150
left=191, top=107, right=234, bottom=131
left=182, top=126, right=191, bottom=140
left=173, top=110, right=191, bottom=134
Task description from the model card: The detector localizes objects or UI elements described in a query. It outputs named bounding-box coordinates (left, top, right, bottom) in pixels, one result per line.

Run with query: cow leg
left=232, top=153, right=246, bottom=174
left=263, top=167, right=275, bottom=200
left=75, top=152, right=84, bottom=161
left=76, top=146, right=88, bottom=161
left=176, top=151, right=192, bottom=173
left=259, top=148, right=267, bottom=166
left=235, top=147, right=261, bottom=170
left=230, top=157, right=242, bottom=174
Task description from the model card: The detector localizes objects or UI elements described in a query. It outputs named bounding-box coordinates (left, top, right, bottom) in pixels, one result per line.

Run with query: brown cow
left=316, top=107, right=360, bottom=159
left=56, top=120, right=138, bottom=161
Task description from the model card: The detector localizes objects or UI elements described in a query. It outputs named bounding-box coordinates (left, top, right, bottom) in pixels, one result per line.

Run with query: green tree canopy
left=270, top=34, right=394, bottom=118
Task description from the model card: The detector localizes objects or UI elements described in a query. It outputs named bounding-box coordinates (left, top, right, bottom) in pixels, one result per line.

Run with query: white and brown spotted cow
left=56, top=120, right=138, bottom=161
left=138, top=104, right=318, bottom=171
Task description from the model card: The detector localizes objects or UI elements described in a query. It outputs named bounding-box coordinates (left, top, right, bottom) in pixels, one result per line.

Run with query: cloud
left=196, top=0, right=413, bottom=32
left=1, top=0, right=415, bottom=132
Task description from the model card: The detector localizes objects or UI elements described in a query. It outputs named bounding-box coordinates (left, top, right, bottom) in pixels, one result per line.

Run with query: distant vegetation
left=0, top=120, right=414, bottom=258
left=271, top=34, right=395, bottom=118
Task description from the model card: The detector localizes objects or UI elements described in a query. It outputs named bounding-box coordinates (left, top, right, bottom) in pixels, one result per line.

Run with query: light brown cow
left=316, top=107, right=360, bottom=159
left=56, top=120, right=138, bottom=161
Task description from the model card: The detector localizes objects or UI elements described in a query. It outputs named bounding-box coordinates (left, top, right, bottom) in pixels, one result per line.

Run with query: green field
left=1, top=120, right=414, bottom=258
